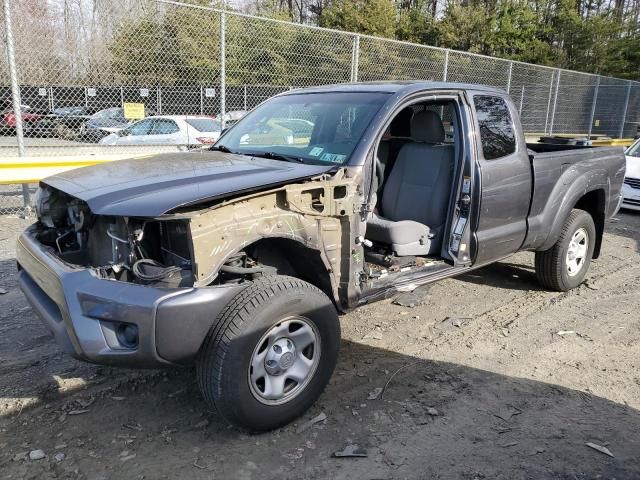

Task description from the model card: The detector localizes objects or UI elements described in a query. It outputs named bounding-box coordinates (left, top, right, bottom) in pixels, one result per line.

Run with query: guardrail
left=0, top=145, right=187, bottom=215
left=0, top=154, right=157, bottom=184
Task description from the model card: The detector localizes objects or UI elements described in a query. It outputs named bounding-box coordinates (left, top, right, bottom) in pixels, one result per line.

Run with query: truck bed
left=526, top=142, right=593, bottom=154
left=523, top=145, right=626, bottom=251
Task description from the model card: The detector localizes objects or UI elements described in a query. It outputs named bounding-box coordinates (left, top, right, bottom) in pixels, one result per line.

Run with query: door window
left=126, top=118, right=153, bottom=136
left=152, top=118, right=180, bottom=135
left=473, top=96, right=516, bottom=160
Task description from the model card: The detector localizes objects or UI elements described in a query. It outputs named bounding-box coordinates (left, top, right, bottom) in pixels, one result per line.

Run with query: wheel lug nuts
left=273, top=345, right=281, bottom=353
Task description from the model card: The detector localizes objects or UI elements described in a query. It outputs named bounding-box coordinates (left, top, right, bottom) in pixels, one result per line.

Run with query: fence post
left=443, top=50, right=449, bottom=81
left=243, top=85, right=247, bottom=111
left=120, top=86, right=124, bottom=109
left=219, top=10, right=226, bottom=127
left=350, top=35, right=360, bottom=83
left=544, top=71, right=554, bottom=135
left=549, top=70, right=561, bottom=136
left=157, top=86, right=162, bottom=114
left=2, top=0, right=30, bottom=211
left=506, top=61, right=513, bottom=94
left=619, top=82, right=632, bottom=138
left=587, top=77, right=600, bottom=140
left=200, top=86, right=204, bottom=115
left=519, top=86, right=525, bottom=115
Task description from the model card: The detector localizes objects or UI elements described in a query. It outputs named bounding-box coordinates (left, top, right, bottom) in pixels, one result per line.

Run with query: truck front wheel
left=196, top=275, right=340, bottom=431
left=535, top=209, right=596, bottom=291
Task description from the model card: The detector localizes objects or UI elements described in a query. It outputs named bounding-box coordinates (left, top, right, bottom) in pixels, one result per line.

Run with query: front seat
left=367, top=110, right=454, bottom=256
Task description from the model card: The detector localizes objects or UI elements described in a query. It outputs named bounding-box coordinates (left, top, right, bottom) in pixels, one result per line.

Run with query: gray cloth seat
left=367, top=110, right=454, bottom=256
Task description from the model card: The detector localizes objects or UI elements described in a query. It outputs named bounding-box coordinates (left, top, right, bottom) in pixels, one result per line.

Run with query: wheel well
left=574, top=189, right=605, bottom=259
left=244, top=238, right=335, bottom=301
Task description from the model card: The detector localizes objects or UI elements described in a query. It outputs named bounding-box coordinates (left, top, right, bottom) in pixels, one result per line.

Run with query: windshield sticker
left=320, top=153, right=346, bottom=163
left=462, top=176, right=471, bottom=194
left=309, top=146, right=324, bottom=157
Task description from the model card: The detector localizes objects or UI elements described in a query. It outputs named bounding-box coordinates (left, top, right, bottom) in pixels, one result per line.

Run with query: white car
left=99, top=115, right=222, bottom=147
left=622, top=137, right=640, bottom=211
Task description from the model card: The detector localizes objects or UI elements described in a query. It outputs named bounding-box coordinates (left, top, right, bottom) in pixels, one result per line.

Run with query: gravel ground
left=0, top=211, right=639, bottom=480
left=0, top=215, right=32, bottom=259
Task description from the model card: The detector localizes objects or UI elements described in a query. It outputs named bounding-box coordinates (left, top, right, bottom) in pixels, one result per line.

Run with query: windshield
left=92, top=107, right=122, bottom=120
left=215, top=92, right=390, bottom=165
left=626, top=138, right=640, bottom=158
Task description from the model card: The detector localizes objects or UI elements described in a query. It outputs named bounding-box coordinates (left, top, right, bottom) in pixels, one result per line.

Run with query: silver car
left=99, top=115, right=222, bottom=147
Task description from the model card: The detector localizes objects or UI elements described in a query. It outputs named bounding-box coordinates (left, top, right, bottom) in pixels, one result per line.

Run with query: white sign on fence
left=205, top=88, right=216, bottom=98
left=140, top=88, right=149, bottom=97
left=87, top=88, right=97, bottom=97
left=38, top=88, right=47, bottom=97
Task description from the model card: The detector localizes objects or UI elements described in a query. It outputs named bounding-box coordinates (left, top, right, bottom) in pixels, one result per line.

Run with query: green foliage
left=110, top=8, right=221, bottom=85
left=395, top=1, right=437, bottom=44
left=435, top=4, right=492, bottom=54
left=488, top=2, right=557, bottom=65
left=320, top=0, right=396, bottom=38
left=109, top=0, right=640, bottom=85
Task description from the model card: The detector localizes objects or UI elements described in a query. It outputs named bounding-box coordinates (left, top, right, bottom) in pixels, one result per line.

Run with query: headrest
left=410, top=110, right=445, bottom=143
left=389, top=107, right=413, bottom=137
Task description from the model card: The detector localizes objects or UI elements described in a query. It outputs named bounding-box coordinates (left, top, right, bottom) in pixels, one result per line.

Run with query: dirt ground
left=1, top=211, right=639, bottom=480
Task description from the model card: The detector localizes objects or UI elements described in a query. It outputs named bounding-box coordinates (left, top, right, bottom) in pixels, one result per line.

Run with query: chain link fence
left=1, top=0, right=639, bottom=217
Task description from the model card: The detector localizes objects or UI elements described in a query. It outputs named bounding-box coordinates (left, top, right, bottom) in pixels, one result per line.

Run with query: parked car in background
left=52, top=106, right=89, bottom=116
left=99, top=115, right=222, bottom=147
left=79, top=107, right=130, bottom=142
left=24, top=106, right=91, bottom=139
left=622, top=137, right=640, bottom=211
left=0, top=104, right=43, bottom=135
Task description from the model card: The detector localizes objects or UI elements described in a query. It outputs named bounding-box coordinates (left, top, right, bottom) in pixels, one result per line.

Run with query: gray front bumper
left=16, top=226, right=245, bottom=368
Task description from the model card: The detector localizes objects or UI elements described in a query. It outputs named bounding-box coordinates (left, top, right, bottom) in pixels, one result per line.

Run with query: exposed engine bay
left=33, top=185, right=286, bottom=288
left=34, top=185, right=195, bottom=288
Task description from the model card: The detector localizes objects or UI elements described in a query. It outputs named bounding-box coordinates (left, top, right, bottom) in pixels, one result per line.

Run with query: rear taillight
left=5, top=113, right=16, bottom=127
left=195, top=137, right=215, bottom=144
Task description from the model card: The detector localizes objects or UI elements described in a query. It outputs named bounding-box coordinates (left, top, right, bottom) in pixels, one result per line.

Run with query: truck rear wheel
left=535, top=209, right=596, bottom=291
left=196, top=275, right=340, bottom=431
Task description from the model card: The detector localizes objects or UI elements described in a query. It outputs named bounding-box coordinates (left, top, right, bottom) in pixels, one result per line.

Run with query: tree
left=488, top=2, right=556, bottom=65
left=395, top=0, right=438, bottom=44
left=105, top=0, right=640, bottom=86
left=435, top=3, right=492, bottom=54
left=319, top=0, right=396, bottom=38
left=110, top=6, right=221, bottom=85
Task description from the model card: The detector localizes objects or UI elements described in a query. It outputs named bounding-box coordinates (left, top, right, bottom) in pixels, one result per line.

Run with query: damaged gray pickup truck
left=17, top=82, right=625, bottom=430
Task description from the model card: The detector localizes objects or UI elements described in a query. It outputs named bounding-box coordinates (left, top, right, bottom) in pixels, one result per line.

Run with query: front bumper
left=622, top=183, right=640, bottom=211
left=16, top=226, right=245, bottom=368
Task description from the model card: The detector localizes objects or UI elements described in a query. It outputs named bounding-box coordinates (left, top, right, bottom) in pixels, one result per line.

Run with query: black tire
left=535, top=209, right=596, bottom=291
left=196, top=275, right=340, bottom=431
